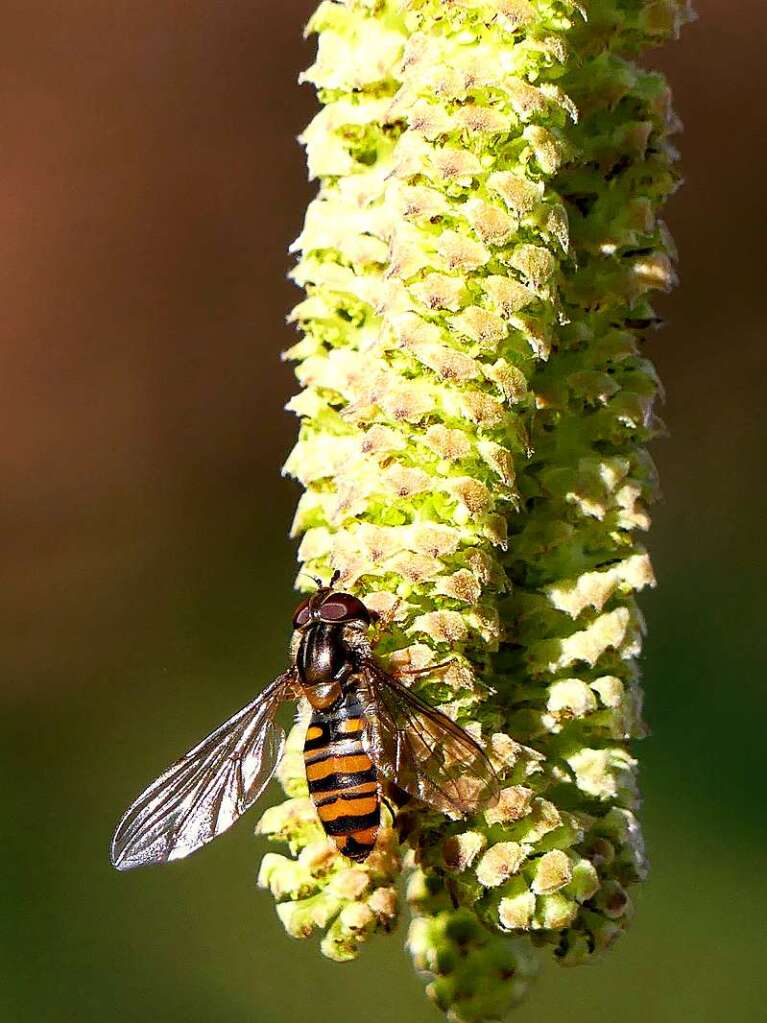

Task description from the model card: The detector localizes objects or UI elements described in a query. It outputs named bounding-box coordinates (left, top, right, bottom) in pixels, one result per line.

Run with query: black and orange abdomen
left=303, top=692, right=380, bottom=862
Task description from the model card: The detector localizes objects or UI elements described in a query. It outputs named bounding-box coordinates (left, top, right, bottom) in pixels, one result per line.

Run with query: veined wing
left=111, top=670, right=295, bottom=870
left=357, top=662, right=499, bottom=817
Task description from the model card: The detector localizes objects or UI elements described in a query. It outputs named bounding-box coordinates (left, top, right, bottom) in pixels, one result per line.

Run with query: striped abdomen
left=303, top=692, right=380, bottom=862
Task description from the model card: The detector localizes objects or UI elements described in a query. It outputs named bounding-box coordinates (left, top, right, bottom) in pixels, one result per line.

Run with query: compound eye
left=292, top=597, right=313, bottom=629
left=319, top=593, right=370, bottom=624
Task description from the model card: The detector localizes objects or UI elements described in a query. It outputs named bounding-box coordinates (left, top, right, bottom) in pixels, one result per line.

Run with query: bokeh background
left=1, top=2, right=764, bottom=1020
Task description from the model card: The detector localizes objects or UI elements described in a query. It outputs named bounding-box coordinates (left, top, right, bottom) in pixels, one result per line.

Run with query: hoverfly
left=111, top=578, right=499, bottom=869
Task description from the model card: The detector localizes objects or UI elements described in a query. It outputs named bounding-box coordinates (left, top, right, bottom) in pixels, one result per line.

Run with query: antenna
left=298, top=572, right=324, bottom=590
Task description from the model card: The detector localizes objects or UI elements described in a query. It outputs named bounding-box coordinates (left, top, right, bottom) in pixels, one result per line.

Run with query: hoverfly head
left=292, top=570, right=371, bottom=629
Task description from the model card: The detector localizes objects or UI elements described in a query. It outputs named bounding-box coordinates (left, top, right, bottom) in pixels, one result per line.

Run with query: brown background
left=1, top=3, right=765, bottom=1022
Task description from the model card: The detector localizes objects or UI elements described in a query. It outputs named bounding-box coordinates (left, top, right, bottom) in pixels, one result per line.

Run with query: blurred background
left=1, top=1, right=764, bottom=1020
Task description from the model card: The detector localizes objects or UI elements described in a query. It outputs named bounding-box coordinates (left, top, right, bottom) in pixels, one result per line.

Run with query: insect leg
left=380, top=793, right=398, bottom=824
left=446, top=877, right=460, bottom=910
left=394, top=658, right=456, bottom=678
left=368, top=598, right=403, bottom=648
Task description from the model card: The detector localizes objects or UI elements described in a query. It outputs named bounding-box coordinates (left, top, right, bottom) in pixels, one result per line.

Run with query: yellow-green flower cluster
left=257, top=0, right=690, bottom=1014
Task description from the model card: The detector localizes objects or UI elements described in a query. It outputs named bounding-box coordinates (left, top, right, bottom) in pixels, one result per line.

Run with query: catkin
left=257, top=1, right=691, bottom=1016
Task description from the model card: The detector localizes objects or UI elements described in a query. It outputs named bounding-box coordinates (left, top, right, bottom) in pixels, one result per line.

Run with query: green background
left=1, top=1, right=764, bottom=1020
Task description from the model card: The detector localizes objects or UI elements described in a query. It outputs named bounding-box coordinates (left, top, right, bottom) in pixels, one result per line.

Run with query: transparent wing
left=357, top=662, right=499, bottom=817
left=111, top=671, right=295, bottom=870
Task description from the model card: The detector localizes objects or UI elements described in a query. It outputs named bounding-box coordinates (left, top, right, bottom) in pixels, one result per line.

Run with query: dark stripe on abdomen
left=307, top=767, right=377, bottom=794
left=320, top=810, right=380, bottom=836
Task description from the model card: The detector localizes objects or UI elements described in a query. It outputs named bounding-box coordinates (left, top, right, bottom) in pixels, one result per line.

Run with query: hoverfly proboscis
left=110, top=579, right=500, bottom=869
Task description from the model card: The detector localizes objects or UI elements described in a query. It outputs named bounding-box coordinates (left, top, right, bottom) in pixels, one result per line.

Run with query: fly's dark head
left=291, top=582, right=373, bottom=632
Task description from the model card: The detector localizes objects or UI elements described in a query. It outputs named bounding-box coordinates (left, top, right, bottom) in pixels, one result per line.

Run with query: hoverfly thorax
left=293, top=587, right=371, bottom=704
